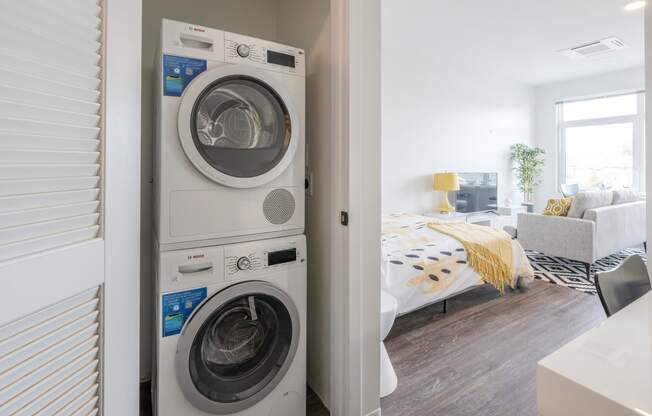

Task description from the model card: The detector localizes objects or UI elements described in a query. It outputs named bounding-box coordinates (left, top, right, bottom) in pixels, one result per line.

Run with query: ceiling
left=384, top=0, right=645, bottom=85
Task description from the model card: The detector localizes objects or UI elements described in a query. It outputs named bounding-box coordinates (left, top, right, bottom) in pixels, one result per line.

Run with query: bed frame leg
left=442, top=299, right=447, bottom=314
left=584, top=262, right=591, bottom=280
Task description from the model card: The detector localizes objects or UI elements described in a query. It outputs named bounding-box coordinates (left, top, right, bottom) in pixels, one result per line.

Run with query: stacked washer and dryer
left=153, top=19, right=307, bottom=416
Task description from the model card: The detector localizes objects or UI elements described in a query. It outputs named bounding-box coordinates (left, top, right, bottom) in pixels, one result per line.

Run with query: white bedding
left=381, top=213, right=534, bottom=315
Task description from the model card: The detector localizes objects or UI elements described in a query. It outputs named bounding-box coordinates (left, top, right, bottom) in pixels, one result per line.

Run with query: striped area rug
left=525, top=248, right=646, bottom=295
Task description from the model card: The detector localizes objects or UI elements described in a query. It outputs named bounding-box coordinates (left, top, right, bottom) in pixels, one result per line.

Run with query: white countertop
left=537, top=292, right=652, bottom=416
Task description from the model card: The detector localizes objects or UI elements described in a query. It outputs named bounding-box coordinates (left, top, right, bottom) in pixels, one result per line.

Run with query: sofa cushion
left=567, top=190, right=613, bottom=218
left=543, top=197, right=573, bottom=216
left=612, top=189, right=640, bottom=205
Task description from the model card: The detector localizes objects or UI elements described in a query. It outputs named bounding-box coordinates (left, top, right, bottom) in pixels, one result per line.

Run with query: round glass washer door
left=177, top=65, right=300, bottom=189
left=175, top=282, right=300, bottom=414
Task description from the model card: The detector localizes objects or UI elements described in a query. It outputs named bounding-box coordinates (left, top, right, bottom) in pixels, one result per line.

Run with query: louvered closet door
left=0, top=1, right=106, bottom=415
left=0, top=288, right=101, bottom=416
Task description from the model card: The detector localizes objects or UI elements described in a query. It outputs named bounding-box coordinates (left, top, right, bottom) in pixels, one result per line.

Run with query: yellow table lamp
left=433, top=172, right=460, bottom=213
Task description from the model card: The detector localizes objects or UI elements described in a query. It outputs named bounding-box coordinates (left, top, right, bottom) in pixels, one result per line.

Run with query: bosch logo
left=188, top=26, right=206, bottom=33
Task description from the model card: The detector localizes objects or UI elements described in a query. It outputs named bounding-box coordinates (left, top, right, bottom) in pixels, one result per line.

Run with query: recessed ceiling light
left=624, top=1, right=646, bottom=11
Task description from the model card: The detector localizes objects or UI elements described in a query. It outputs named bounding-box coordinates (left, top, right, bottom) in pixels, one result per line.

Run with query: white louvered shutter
left=0, top=1, right=106, bottom=415
left=0, top=288, right=101, bottom=416
left=0, top=0, right=102, bottom=261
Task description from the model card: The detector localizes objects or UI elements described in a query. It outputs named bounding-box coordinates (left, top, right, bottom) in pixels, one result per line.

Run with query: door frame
left=103, top=0, right=142, bottom=414
left=645, top=6, right=652, bottom=266
left=329, top=0, right=382, bottom=415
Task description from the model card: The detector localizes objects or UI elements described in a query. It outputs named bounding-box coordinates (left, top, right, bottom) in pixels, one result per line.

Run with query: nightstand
left=422, top=211, right=468, bottom=223
left=423, top=211, right=519, bottom=230
left=497, top=205, right=527, bottom=216
left=467, top=212, right=519, bottom=229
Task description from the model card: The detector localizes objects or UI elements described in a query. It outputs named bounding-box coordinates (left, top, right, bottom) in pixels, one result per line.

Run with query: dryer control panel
left=224, top=32, right=305, bottom=76
left=224, top=238, right=305, bottom=278
left=160, top=19, right=305, bottom=77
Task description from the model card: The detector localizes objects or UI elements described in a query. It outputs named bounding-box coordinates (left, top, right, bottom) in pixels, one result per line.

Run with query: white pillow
left=567, top=191, right=613, bottom=218
left=612, top=189, right=640, bottom=205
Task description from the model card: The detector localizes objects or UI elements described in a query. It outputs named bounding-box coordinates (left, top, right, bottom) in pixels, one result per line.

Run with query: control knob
left=237, top=256, right=251, bottom=271
left=236, top=44, right=250, bottom=58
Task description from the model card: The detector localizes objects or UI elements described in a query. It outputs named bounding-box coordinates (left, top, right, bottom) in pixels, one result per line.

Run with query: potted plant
left=510, top=143, right=545, bottom=212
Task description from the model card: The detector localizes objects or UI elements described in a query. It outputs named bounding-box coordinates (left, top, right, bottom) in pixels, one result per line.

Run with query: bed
left=381, top=213, right=535, bottom=315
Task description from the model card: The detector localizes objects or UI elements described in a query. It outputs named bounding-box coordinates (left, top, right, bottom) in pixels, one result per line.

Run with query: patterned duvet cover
left=381, top=213, right=534, bottom=315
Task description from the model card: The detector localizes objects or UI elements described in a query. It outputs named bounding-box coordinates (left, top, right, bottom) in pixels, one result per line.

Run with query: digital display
left=267, top=50, right=295, bottom=68
left=268, top=248, right=297, bottom=266
left=452, top=172, right=498, bottom=213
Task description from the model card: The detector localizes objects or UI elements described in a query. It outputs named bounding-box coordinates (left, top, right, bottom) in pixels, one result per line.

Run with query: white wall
left=277, top=0, right=332, bottom=407
left=381, top=2, right=534, bottom=214
left=533, top=67, right=645, bottom=210
left=140, top=0, right=282, bottom=380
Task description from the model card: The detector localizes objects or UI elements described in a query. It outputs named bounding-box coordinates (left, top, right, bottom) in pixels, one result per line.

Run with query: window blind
left=0, top=0, right=103, bottom=262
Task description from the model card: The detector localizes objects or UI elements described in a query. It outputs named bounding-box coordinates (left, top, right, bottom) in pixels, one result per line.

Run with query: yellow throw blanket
left=428, top=221, right=514, bottom=293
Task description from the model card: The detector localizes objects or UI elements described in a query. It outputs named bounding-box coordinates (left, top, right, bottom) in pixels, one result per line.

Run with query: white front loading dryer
left=153, top=235, right=307, bottom=416
left=154, top=19, right=305, bottom=250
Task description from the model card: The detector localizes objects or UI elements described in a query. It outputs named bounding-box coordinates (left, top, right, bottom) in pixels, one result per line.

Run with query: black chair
left=595, top=255, right=651, bottom=317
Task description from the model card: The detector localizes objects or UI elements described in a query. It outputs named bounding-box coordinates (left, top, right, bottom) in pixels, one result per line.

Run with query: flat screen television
left=451, top=172, right=498, bottom=213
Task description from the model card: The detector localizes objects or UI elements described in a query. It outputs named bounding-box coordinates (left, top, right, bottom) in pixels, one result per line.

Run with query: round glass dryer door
left=175, top=282, right=300, bottom=414
left=178, top=66, right=300, bottom=188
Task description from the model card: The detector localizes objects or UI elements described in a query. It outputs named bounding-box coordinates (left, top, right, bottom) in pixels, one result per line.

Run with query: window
left=557, top=92, right=645, bottom=191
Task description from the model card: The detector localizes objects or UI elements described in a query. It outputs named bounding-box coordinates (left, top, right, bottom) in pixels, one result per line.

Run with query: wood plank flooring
left=378, top=281, right=604, bottom=416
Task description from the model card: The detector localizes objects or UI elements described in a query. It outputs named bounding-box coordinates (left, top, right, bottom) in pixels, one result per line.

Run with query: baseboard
left=365, top=408, right=382, bottom=416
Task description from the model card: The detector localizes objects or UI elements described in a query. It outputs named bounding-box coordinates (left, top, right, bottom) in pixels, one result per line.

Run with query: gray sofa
left=517, top=190, right=646, bottom=278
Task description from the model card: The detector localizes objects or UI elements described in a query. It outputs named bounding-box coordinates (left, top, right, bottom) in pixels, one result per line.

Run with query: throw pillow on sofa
left=567, top=190, right=613, bottom=218
left=543, top=197, right=573, bottom=216
left=612, top=189, right=640, bottom=205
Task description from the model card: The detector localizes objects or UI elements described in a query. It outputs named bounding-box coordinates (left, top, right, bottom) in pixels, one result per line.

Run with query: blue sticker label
left=162, top=288, right=207, bottom=337
left=163, top=55, right=207, bottom=97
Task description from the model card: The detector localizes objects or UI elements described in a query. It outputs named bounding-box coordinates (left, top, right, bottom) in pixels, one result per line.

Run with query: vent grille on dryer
left=263, top=189, right=295, bottom=224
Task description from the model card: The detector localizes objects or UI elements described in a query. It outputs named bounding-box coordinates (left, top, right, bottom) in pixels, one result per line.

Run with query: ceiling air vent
left=559, top=37, right=628, bottom=59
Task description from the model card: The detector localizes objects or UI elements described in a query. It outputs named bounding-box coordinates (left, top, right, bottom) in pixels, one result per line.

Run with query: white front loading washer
left=154, top=19, right=305, bottom=250
left=153, top=235, right=306, bottom=416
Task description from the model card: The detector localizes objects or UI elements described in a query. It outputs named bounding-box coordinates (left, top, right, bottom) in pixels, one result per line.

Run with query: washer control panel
left=225, top=241, right=302, bottom=278
left=158, top=235, right=306, bottom=292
